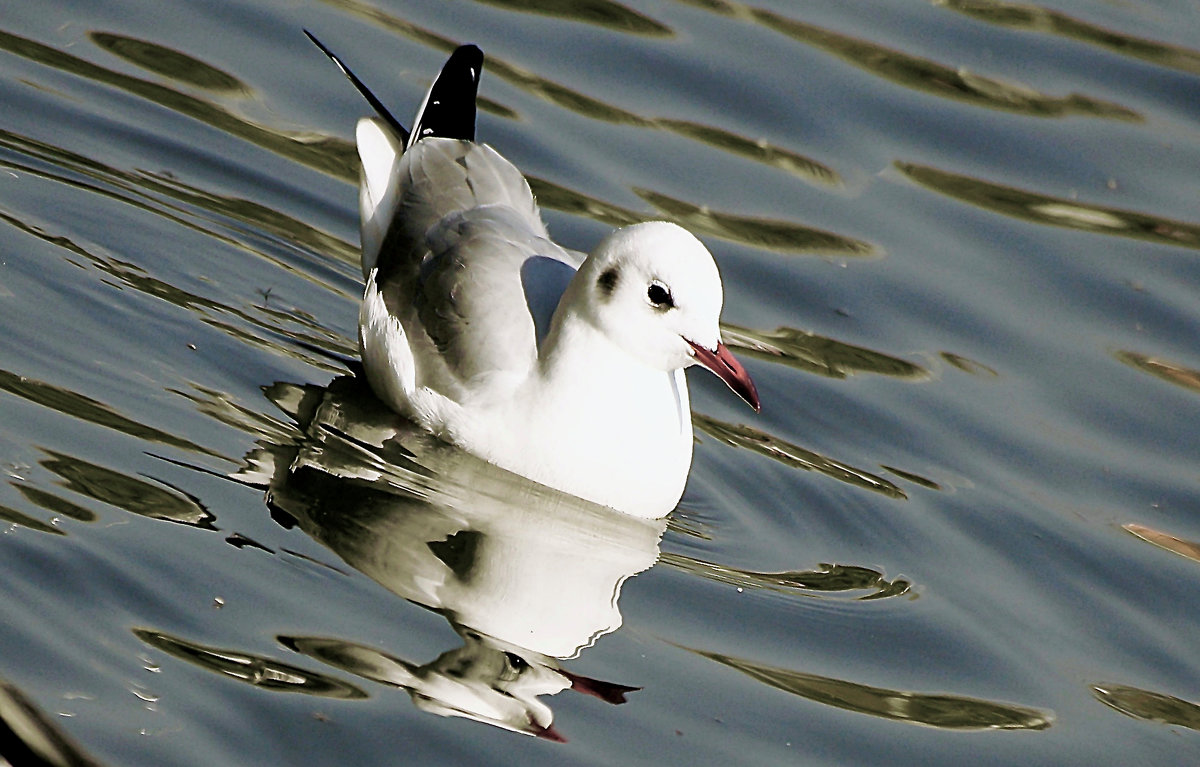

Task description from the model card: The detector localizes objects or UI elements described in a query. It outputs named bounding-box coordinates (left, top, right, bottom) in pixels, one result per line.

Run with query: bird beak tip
left=688, top=340, right=760, bottom=413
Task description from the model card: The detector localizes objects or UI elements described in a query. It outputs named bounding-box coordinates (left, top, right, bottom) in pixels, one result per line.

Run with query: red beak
left=688, top=340, right=761, bottom=412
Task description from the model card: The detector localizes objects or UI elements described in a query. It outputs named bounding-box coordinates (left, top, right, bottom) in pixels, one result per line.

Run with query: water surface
left=2, top=0, right=1199, bottom=764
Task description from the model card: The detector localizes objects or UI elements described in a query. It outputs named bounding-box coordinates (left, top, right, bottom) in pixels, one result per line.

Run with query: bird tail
left=306, top=32, right=485, bottom=277
left=304, top=30, right=411, bottom=145
left=306, top=30, right=483, bottom=150
left=406, top=44, right=484, bottom=151
left=306, top=30, right=484, bottom=148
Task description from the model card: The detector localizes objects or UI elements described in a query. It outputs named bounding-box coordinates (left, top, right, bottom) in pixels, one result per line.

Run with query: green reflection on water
left=939, top=0, right=1200, bottom=78
left=0, top=162, right=355, bottom=374
left=0, top=502, right=63, bottom=535
left=655, top=118, right=842, bottom=187
left=1122, top=523, right=1200, bottom=565
left=693, top=413, right=907, bottom=499
left=171, top=383, right=305, bottom=446
left=527, top=176, right=862, bottom=254
left=135, top=628, right=368, bottom=699
left=0, top=368, right=219, bottom=459
left=662, top=552, right=911, bottom=599
left=40, top=449, right=215, bottom=528
left=691, top=647, right=1054, bottom=730
left=880, top=465, right=942, bottom=491
left=636, top=189, right=873, bottom=255
left=1114, top=350, right=1200, bottom=395
left=0, top=678, right=104, bottom=767
left=89, top=32, right=249, bottom=93
left=472, top=0, right=672, bottom=36
left=672, top=0, right=737, bottom=13
left=722, top=323, right=925, bottom=378
left=941, top=351, right=999, bottom=377
left=526, top=176, right=642, bottom=228
left=896, top=162, right=1200, bottom=249
left=1092, top=684, right=1200, bottom=730
left=1, top=480, right=105, bottom=535
left=672, top=0, right=1139, bottom=120
left=0, top=29, right=356, bottom=181
left=0, top=127, right=358, bottom=268
left=13, top=484, right=98, bottom=523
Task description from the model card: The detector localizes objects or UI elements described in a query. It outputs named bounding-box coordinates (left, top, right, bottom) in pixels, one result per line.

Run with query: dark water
left=2, top=0, right=1200, bottom=764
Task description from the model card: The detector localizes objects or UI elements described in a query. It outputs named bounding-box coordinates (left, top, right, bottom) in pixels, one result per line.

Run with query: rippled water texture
left=2, top=0, right=1199, bottom=764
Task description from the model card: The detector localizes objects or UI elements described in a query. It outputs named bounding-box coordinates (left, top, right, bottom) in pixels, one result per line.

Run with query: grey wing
left=415, top=207, right=554, bottom=385
left=379, top=139, right=549, bottom=279
left=376, top=140, right=583, bottom=390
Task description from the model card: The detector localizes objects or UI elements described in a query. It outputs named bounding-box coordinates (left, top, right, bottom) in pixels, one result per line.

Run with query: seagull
left=307, top=33, right=760, bottom=518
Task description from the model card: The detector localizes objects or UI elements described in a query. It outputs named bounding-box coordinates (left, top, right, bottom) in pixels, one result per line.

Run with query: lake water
left=2, top=0, right=1199, bottom=764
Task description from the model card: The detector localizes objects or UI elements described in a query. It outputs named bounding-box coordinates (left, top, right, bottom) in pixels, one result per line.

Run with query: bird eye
left=647, top=281, right=674, bottom=309
left=503, top=651, right=528, bottom=671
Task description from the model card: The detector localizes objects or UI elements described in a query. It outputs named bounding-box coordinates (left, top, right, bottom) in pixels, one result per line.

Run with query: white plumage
left=312, top=37, right=759, bottom=517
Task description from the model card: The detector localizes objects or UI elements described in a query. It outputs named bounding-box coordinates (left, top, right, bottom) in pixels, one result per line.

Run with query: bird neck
left=539, top=312, right=634, bottom=392
left=537, top=312, right=691, bottom=442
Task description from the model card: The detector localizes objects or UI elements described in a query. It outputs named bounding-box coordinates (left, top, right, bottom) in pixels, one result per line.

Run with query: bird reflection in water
left=237, top=374, right=665, bottom=740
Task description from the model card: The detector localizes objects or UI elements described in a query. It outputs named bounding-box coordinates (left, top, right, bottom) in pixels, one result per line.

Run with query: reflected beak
left=687, top=340, right=761, bottom=412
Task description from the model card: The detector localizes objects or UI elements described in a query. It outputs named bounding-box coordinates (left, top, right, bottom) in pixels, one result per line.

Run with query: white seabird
left=309, top=34, right=760, bottom=518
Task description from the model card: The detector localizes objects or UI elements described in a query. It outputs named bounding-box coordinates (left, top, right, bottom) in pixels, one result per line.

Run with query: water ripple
left=0, top=29, right=356, bottom=179
left=722, top=323, right=926, bottom=379
left=322, top=0, right=841, bottom=188
left=686, top=646, right=1054, bottom=730
left=1091, top=683, right=1200, bottom=730
left=675, top=0, right=1140, bottom=120
left=896, top=162, right=1200, bottom=248
left=471, top=0, right=672, bottom=36
left=938, top=0, right=1200, bottom=78
left=1122, top=523, right=1200, bottom=565
left=1114, top=350, right=1200, bottom=396
left=692, top=414, right=908, bottom=499
left=134, top=629, right=368, bottom=699
left=661, top=553, right=911, bottom=600
left=0, top=368, right=219, bottom=458
left=89, top=31, right=250, bottom=93
left=39, top=449, right=215, bottom=528
left=0, top=677, right=104, bottom=766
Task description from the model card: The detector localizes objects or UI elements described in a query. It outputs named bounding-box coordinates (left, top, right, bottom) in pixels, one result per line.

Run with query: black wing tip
left=302, top=28, right=326, bottom=51
left=448, top=43, right=484, bottom=71
left=304, top=29, right=410, bottom=144
left=305, top=31, right=486, bottom=149
left=408, top=43, right=486, bottom=147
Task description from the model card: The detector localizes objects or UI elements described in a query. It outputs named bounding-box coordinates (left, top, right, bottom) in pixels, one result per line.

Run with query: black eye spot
left=503, top=651, right=528, bottom=671
left=647, top=281, right=674, bottom=309
left=597, top=268, right=619, bottom=298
